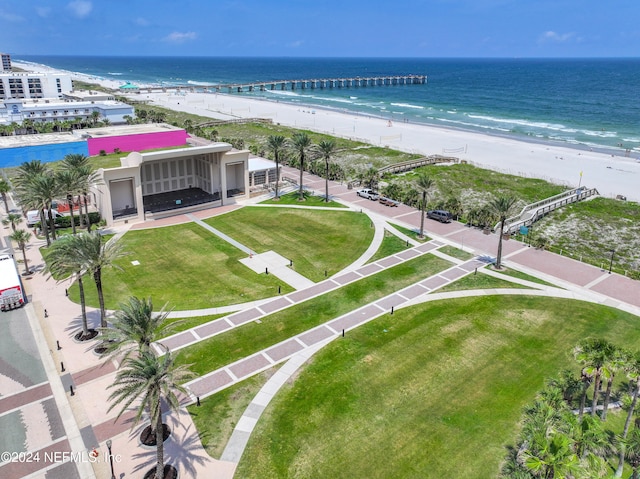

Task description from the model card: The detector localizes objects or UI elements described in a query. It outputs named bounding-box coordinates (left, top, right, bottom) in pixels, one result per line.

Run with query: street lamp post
left=608, top=249, right=615, bottom=274
left=106, top=440, right=116, bottom=479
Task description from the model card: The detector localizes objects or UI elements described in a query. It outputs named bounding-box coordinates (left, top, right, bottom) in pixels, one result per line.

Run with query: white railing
left=497, top=187, right=599, bottom=234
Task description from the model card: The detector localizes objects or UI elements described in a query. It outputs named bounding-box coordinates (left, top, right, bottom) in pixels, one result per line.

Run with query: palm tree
left=489, top=195, right=517, bottom=269
left=2, top=213, right=22, bottom=232
left=267, top=135, right=286, bottom=199
left=574, top=338, right=616, bottom=418
left=55, top=169, right=81, bottom=235
left=90, top=110, right=101, bottom=126
left=601, top=346, right=625, bottom=420
left=291, top=132, right=312, bottom=201
left=572, top=414, right=612, bottom=465
left=99, top=296, right=177, bottom=361
left=616, top=352, right=640, bottom=477
left=107, top=351, right=194, bottom=479
left=17, top=172, right=59, bottom=246
left=415, top=173, right=433, bottom=239
left=73, top=232, right=128, bottom=327
left=523, top=432, right=582, bottom=479
left=318, top=139, right=337, bottom=202
left=623, top=427, right=640, bottom=479
left=62, top=154, right=100, bottom=231
left=9, top=229, right=32, bottom=275
left=44, top=234, right=94, bottom=340
left=0, top=178, right=11, bottom=213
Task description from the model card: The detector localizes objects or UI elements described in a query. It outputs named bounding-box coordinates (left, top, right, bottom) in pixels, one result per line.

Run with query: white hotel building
left=0, top=71, right=73, bottom=100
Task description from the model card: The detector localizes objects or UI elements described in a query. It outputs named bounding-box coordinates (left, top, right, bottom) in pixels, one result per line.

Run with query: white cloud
left=164, top=31, right=197, bottom=43
left=135, top=17, right=150, bottom=26
left=538, top=31, right=576, bottom=43
left=0, top=10, right=25, bottom=22
left=35, top=7, right=51, bottom=18
left=287, top=40, right=304, bottom=48
left=67, top=1, right=92, bottom=18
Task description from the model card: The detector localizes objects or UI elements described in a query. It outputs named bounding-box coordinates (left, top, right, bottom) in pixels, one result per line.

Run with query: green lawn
left=205, top=207, right=374, bottom=282
left=163, top=313, right=229, bottom=336
left=187, top=368, right=278, bottom=459
left=388, top=222, right=430, bottom=242
left=236, top=296, right=640, bottom=478
left=68, top=222, right=290, bottom=310
left=490, top=266, right=560, bottom=288
left=438, top=244, right=474, bottom=261
left=261, top=191, right=346, bottom=208
left=175, top=254, right=452, bottom=376
left=438, top=270, right=532, bottom=293
left=366, top=230, right=411, bottom=264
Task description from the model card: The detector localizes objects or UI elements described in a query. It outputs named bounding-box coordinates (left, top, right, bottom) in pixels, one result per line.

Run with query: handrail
left=497, top=187, right=599, bottom=234
left=378, top=155, right=459, bottom=175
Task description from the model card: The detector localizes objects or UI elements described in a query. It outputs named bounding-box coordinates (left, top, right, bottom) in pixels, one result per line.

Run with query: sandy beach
left=14, top=61, right=640, bottom=202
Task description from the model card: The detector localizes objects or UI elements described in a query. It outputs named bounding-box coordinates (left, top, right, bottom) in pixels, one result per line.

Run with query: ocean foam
left=390, top=102, right=424, bottom=110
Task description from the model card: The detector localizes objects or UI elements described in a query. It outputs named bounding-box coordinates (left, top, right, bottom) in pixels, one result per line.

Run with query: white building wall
left=0, top=72, right=72, bottom=100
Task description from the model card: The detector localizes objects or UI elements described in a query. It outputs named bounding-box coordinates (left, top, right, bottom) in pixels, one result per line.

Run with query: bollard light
left=106, top=439, right=116, bottom=479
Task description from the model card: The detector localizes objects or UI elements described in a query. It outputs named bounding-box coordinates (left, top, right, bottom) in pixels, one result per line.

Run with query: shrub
left=54, top=212, right=101, bottom=228
left=99, top=150, right=106, bottom=156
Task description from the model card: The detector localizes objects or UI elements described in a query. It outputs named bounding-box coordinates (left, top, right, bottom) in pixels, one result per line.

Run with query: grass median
left=174, top=253, right=452, bottom=376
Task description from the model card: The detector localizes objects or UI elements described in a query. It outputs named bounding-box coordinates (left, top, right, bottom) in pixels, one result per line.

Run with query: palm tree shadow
left=130, top=409, right=211, bottom=477
left=64, top=308, right=102, bottom=332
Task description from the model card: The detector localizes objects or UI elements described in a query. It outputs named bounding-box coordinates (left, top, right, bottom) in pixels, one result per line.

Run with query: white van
left=26, top=209, right=63, bottom=227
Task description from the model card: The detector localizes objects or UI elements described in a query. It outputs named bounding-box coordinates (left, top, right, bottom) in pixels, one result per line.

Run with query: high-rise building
left=0, top=53, right=11, bottom=71
left=0, top=72, right=72, bottom=99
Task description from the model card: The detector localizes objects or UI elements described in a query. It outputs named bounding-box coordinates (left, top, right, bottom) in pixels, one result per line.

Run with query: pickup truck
left=356, top=189, right=379, bottom=200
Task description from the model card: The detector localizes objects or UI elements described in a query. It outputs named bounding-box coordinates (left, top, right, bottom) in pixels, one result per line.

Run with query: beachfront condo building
left=1, top=53, right=11, bottom=71
left=0, top=71, right=72, bottom=100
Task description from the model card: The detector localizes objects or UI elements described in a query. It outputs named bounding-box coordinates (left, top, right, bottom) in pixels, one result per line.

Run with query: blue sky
left=1, top=0, right=639, bottom=57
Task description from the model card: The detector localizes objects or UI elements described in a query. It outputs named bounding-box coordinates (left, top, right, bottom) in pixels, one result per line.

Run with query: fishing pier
left=135, top=75, right=427, bottom=94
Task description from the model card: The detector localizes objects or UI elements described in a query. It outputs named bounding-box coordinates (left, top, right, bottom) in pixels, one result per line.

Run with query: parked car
left=356, top=189, right=379, bottom=200
left=426, top=209, right=452, bottom=223
left=26, top=209, right=63, bottom=227
left=378, top=196, right=398, bottom=207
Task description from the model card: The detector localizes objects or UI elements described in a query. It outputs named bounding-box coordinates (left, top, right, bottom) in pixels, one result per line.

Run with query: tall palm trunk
left=68, top=196, right=77, bottom=235
left=591, top=371, right=602, bottom=416
left=324, top=159, right=330, bottom=202
left=84, top=194, right=91, bottom=232
left=19, top=244, right=30, bottom=275
left=274, top=154, right=280, bottom=199
left=616, top=382, right=640, bottom=477
left=1, top=193, right=8, bottom=214
left=47, top=209, right=57, bottom=241
left=496, top=219, right=505, bottom=269
left=419, top=192, right=426, bottom=239
left=39, top=209, right=51, bottom=246
left=298, top=155, right=305, bottom=201
left=602, top=375, right=614, bottom=420
left=77, top=273, right=89, bottom=337
left=77, top=194, right=85, bottom=229
left=155, top=402, right=165, bottom=479
left=94, top=268, right=107, bottom=327
left=578, top=378, right=590, bottom=422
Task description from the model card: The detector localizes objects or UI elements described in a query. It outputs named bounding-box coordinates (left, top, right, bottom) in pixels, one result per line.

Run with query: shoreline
left=11, top=61, right=640, bottom=201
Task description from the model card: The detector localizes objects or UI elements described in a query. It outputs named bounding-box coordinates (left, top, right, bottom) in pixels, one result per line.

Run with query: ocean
left=15, top=56, right=640, bottom=153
